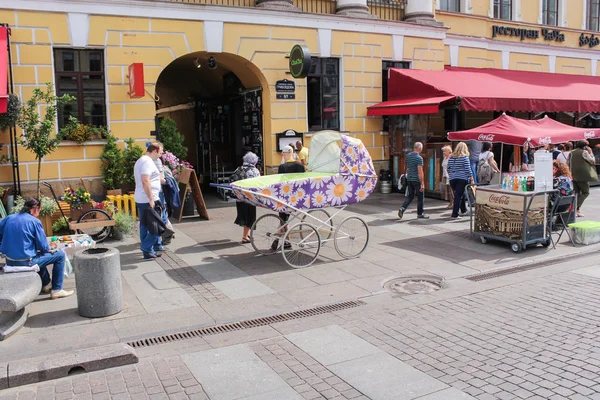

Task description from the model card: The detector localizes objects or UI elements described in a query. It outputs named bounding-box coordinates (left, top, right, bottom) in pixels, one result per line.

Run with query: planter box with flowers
left=63, top=187, right=92, bottom=221
left=162, top=151, right=195, bottom=216
left=12, top=195, right=58, bottom=236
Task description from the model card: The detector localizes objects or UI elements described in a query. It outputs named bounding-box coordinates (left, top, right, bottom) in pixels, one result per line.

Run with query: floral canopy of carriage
left=230, top=130, right=379, bottom=212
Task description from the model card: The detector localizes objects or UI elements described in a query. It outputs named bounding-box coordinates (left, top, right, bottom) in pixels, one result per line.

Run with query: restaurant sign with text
left=492, top=25, right=565, bottom=42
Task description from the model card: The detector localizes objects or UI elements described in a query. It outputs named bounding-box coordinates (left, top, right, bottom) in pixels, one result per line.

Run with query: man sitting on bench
left=0, top=198, right=73, bottom=299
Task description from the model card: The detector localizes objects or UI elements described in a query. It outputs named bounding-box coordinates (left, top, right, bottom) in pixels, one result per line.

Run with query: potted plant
left=52, top=216, right=70, bottom=235
left=59, top=116, right=110, bottom=144
left=63, top=187, right=92, bottom=221
left=160, top=117, right=188, bottom=161
left=100, top=134, right=125, bottom=195
left=12, top=195, right=58, bottom=235
left=121, top=138, right=144, bottom=193
left=92, top=200, right=115, bottom=216
left=112, top=212, right=136, bottom=240
left=0, top=94, right=21, bottom=131
left=16, top=83, right=75, bottom=198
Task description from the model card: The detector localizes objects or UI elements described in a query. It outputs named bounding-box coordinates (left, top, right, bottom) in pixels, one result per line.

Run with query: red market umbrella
left=448, top=114, right=598, bottom=147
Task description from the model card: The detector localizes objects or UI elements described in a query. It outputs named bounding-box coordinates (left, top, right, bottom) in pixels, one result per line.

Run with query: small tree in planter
left=159, top=117, right=187, bottom=161
left=100, top=134, right=125, bottom=195
left=122, top=138, right=144, bottom=191
left=16, top=83, right=75, bottom=198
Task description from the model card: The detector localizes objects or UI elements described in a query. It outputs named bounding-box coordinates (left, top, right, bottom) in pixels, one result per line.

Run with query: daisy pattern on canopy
left=310, top=177, right=325, bottom=190
left=326, top=175, right=353, bottom=206
left=312, top=191, right=327, bottom=208
left=355, top=185, right=369, bottom=202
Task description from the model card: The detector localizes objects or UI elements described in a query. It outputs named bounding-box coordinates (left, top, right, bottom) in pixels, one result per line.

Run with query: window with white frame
left=543, top=0, right=558, bottom=25
left=440, top=0, right=460, bottom=11
left=494, top=0, right=512, bottom=20
left=589, top=0, right=600, bottom=31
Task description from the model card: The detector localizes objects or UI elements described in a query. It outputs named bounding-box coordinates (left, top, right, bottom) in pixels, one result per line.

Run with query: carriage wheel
left=282, top=223, right=321, bottom=268
left=76, top=209, right=112, bottom=243
left=334, top=216, right=369, bottom=259
left=250, top=214, right=283, bottom=255
left=301, top=209, right=333, bottom=242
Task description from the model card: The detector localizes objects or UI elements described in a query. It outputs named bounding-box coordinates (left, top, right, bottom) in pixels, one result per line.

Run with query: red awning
left=0, top=27, right=8, bottom=114
left=365, top=96, right=455, bottom=116
left=448, top=114, right=599, bottom=147
left=367, top=66, right=600, bottom=116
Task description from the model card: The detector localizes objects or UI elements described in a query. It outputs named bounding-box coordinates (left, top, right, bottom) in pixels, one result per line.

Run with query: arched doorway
left=155, top=52, right=268, bottom=187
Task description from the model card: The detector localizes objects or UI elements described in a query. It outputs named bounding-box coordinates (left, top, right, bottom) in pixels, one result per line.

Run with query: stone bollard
left=73, top=248, right=122, bottom=318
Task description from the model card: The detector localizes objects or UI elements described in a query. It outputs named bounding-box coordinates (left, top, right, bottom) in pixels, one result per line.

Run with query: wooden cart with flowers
left=43, top=182, right=116, bottom=243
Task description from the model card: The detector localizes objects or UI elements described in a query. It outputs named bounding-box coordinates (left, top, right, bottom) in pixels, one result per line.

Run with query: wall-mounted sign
left=579, top=33, right=600, bottom=48
left=128, top=63, right=145, bottom=98
left=276, top=129, right=304, bottom=152
left=275, top=79, right=295, bottom=93
left=492, top=25, right=564, bottom=42
left=276, top=94, right=296, bottom=100
left=289, top=45, right=311, bottom=79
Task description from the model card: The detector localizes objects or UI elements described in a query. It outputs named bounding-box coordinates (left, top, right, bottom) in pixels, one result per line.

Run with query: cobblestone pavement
left=155, top=251, right=228, bottom=304
left=3, top=268, right=600, bottom=399
left=249, top=339, right=369, bottom=400
left=346, top=272, right=600, bottom=400
left=0, top=357, right=209, bottom=400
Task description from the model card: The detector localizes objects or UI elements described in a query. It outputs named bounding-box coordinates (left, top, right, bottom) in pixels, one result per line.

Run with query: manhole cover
left=383, top=275, right=444, bottom=295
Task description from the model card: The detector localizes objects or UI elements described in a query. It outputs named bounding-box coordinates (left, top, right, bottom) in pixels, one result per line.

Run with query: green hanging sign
left=289, top=44, right=311, bottom=79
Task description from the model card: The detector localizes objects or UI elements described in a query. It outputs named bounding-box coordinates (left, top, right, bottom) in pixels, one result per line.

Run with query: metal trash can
left=73, top=248, right=122, bottom=318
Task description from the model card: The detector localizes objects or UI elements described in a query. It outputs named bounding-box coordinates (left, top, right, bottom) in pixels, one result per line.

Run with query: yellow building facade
left=2, top=0, right=600, bottom=194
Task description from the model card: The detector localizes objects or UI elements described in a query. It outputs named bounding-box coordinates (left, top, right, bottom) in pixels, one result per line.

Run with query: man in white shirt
left=134, top=142, right=163, bottom=259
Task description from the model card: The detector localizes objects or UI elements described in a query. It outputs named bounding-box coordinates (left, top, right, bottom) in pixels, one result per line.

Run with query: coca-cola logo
left=539, top=136, right=552, bottom=145
left=478, top=134, right=495, bottom=141
left=584, top=131, right=596, bottom=139
left=489, top=194, right=510, bottom=205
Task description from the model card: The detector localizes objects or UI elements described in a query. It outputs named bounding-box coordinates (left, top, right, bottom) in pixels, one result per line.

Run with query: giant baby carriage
left=229, top=130, right=378, bottom=268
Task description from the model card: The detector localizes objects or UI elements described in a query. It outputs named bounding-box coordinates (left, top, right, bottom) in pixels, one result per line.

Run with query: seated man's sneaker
left=41, top=283, right=52, bottom=294
left=51, top=289, right=74, bottom=300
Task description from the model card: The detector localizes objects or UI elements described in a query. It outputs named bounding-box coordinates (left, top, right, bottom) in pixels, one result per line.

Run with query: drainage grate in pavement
left=383, top=275, right=444, bottom=295
left=127, top=300, right=366, bottom=349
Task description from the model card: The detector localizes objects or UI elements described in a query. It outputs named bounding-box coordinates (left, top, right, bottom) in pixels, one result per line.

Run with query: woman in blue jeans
left=447, top=142, right=474, bottom=219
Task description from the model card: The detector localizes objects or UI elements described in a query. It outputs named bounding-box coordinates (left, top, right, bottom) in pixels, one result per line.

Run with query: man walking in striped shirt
left=398, top=142, right=429, bottom=220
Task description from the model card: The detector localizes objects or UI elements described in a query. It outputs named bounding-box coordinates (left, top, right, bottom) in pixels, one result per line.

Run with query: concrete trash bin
left=73, top=247, right=122, bottom=318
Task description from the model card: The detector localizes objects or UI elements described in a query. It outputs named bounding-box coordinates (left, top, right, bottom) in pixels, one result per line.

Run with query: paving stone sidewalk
left=4, top=259, right=600, bottom=399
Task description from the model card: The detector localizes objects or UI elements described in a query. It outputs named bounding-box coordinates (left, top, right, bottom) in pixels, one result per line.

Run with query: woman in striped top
left=447, top=142, right=474, bottom=219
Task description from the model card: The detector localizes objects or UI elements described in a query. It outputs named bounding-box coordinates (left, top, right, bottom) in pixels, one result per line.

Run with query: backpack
left=477, top=155, right=494, bottom=185
left=229, top=166, right=246, bottom=183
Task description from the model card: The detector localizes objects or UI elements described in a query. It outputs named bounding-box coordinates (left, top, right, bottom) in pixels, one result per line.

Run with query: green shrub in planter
left=112, top=212, right=136, bottom=240
left=52, top=217, right=69, bottom=233
left=12, top=195, right=57, bottom=217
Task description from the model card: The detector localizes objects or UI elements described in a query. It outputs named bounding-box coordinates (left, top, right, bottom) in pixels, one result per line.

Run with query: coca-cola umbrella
left=448, top=113, right=599, bottom=146
left=448, top=113, right=599, bottom=173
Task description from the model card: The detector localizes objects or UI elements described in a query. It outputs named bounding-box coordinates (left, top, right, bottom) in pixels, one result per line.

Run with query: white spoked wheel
left=282, top=222, right=321, bottom=268
left=250, top=214, right=283, bottom=255
left=301, top=209, right=333, bottom=242
left=334, top=216, right=369, bottom=259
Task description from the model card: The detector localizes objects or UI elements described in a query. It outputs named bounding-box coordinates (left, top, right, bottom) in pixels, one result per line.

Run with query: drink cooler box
left=568, top=221, right=600, bottom=245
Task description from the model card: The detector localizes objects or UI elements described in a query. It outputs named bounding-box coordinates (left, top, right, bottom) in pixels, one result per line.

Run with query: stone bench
left=0, top=271, right=42, bottom=341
